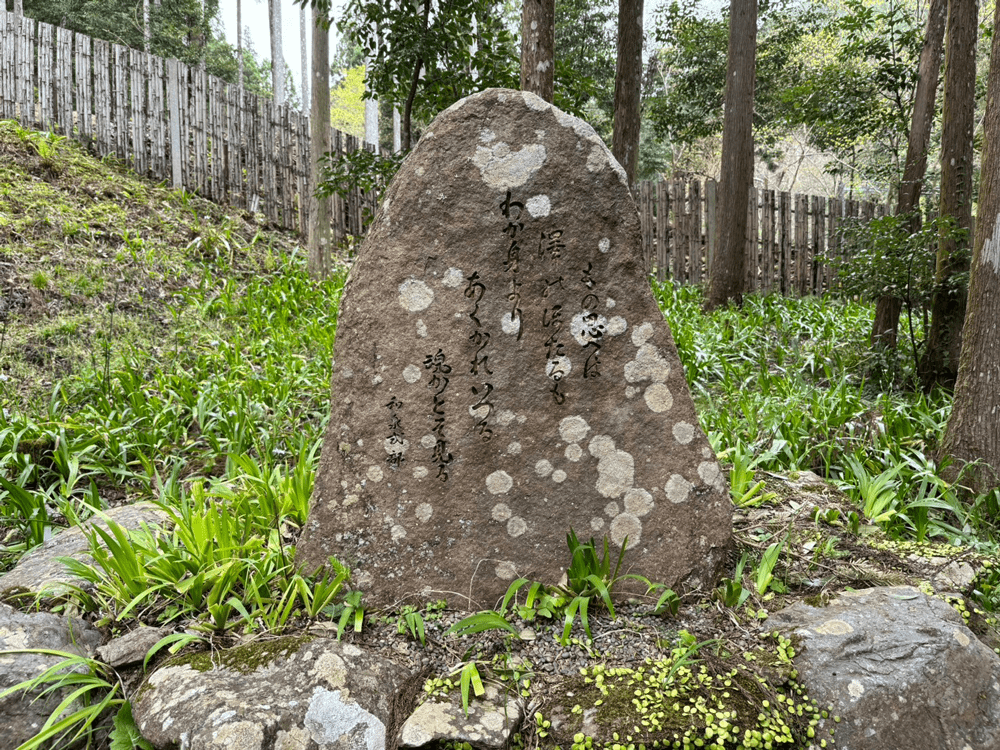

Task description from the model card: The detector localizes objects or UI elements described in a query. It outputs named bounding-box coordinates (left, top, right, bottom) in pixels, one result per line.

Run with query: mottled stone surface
left=297, top=88, right=731, bottom=607
left=400, top=683, right=522, bottom=749
left=767, top=586, right=1000, bottom=750
left=0, top=603, right=104, bottom=747
left=0, top=504, right=168, bottom=598
left=96, top=626, right=174, bottom=668
left=134, top=636, right=416, bottom=750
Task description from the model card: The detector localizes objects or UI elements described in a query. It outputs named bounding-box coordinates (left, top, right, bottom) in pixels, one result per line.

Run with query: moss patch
left=171, top=635, right=315, bottom=675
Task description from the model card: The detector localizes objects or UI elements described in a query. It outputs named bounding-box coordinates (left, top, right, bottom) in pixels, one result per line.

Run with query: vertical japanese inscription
left=465, top=271, right=494, bottom=440
left=385, top=396, right=406, bottom=469
left=424, top=350, right=453, bottom=481
left=500, top=191, right=525, bottom=340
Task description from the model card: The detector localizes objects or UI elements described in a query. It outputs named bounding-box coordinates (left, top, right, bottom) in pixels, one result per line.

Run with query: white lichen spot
left=565, top=444, right=583, bottom=462
left=498, top=409, right=517, bottom=427
left=665, top=474, right=693, bottom=503
left=415, top=167, right=426, bottom=176
left=442, top=267, right=465, bottom=288
left=415, top=503, right=433, bottom=523
left=403, top=364, right=422, bottom=384
left=570, top=311, right=608, bottom=346
left=391, top=524, right=407, bottom=542
left=552, top=469, right=567, bottom=483
left=469, top=403, right=491, bottom=421
left=416, top=319, right=428, bottom=338
left=698, top=461, right=722, bottom=485
left=340, top=368, right=353, bottom=379
left=605, top=297, right=616, bottom=308
left=604, top=501, right=620, bottom=517
left=625, top=386, right=639, bottom=399
left=507, top=441, right=522, bottom=455
left=813, top=619, right=854, bottom=635
left=383, top=437, right=409, bottom=457
left=644, top=383, right=674, bottom=413
left=479, top=128, right=496, bottom=143
left=673, top=422, right=695, bottom=445
left=535, top=459, right=554, bottom=477
left=413, top=466, right=429, bottom=479
left=344, top=493, right=359, bottom=507
left=625, top=344, right=670, bottom=383
left=559, top=415, right=591, bottom=443
left=495, top=561, right=518, bottom=580
left=535, top=60, right=552, bottom=72
left=507, top=516, right=528, bottom=537
left=366, top=466, right=384, bottom=483
left=983, top=214, right=1000, bottom=271
left=954, top=629, right=971, bottom=647
left=521, top=91, right=549, bottom=111
left=546, top=356, right=572, bottom=380
left=501, top=312, right=522, bottom=336
left=599, top=238, right=611, bottom=253
left=371, top=375, right=383, bottom=386
left=398, top=278, right=434, bottom=312
left=624, top=488, right=654, bottom=517
left=471, top=141, right=547, bottom=189
left=588, top=435, right=616, bottom=459
left=486, top=470, right=514, bottom=495
left=526, top=194, right=551, bottom=217
left=420, top=434, right=437, bottom=449
left=517, top=414, right=527, bottom=424
left=491, top=503, right=512, bottom=522
left=631, top=322, right=654, bottom=347
left=848, top=680, right=865, bottom=700
left=595, top=446, right=635, bottom=498
left=610, top=513, right=641, bottom=548
left=305, top=688, right=386, bottom=750
left=591, top=517, right=605, bottom=531
left=606, top=316, right=627, bottom=336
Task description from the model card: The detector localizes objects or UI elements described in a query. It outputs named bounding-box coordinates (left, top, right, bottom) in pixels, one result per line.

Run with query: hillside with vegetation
left=2, top=121, right=1000, bottom=749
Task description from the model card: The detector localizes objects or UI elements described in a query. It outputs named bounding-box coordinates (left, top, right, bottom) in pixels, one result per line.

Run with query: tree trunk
left=300, top=5, right=309, bottom=112
left=871, top=0, right=947, bottom=349
left=705, top=0, right=757, bottom=310
left=269, top=0, right=285, bottom=105
left=611, top=0, right=643, bottom=186
left=308, top=5, right=332, bottom=279
left=237, top=0, right=244, bottom=90
left=521, top=0, right=554, bottom=102
left=940, top=0, right=1000, bottom=493
left=920, top=0, right=978, bottom=389
left=401, top=0, right=431, bottom=152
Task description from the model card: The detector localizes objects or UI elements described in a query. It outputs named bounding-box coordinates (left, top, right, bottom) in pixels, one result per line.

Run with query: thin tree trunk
left=521, top=0, right=554, bottom=102
left=401, top=0, right=431, bottom=152
left=921, top=0, right=978, bottom=389
left=941, top=0, right=1000, bottom=492
left=705, top=0, right=757, bottom=310
left=300, top=5, right=308, bottom=112
left=309, top=5, right=332, bottom=279
left=611, top=0, right=643, bottom=186
left=237, top=0, right=244, bottom=90
left=871, top=0, right=947, bottom=350
left=269, top=0, right=285, bottom=105
left=143, top=0, right=150, bottom=51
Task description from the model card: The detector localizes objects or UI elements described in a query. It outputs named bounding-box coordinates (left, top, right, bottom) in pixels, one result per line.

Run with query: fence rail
left=0, top=10, right=376, bottom=240
left=636, top=177, right=885, bottom=295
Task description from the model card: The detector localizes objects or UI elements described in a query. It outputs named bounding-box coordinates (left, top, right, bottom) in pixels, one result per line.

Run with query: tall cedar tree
left=920, top=0, right=977, bottom=388
left=270, top=0, right=286, bottom=104
left=308, top=4, right=333, bottom=279
left=522, top=0, right=555, bottom=101
left=611, top=0, right=642, bottom=185
left=940, top=0, right=1000, bottom=492
left=705, top=0, right=756, bottom=310
left=870, top=0, right=947, bottom=349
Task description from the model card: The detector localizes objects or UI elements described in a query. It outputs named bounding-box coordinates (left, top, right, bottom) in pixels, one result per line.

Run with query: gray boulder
left=0, top=504, right=168, bottom=599
left=134, top=635, right=420, bottom=749
left=0, top=603, right=104, bottom=747
left=400, top=683, right=523, bottom=749
left=767, top=585, right=1000, bottom=750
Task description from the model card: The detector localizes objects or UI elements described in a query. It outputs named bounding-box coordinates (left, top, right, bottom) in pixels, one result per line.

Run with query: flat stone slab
left=0, top=603, right=104, bottom=747
left=400, top=683, right=522, bottom=749
left=767, top=586, right=1000, bottom=750
left=134, top=636, right=418, bottom=750
left=0, top=504, right=168, bottom=599
left=298, top=88, right=731, bottom=607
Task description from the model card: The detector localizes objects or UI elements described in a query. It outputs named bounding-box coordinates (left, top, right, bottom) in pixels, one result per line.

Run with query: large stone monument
left=297, top=89, right=731, bottom=607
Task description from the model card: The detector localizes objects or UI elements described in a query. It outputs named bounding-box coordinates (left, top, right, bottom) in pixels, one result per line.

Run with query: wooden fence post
left=0, top=13, right=13, bottom=120
left=761, top=189, right=774, bottom=294
left=166, top=58, right=183, bottom=189
left=745, top=187, right=758, bottom=293
left=56, top=26, right=72, bottom=136
left=15, top=16, right=34, bottom=127
left=689, top=178, right=702, bottom=284
left=38, top=22, right=54, bottom=131
left=705, top=178, right=717, bottom=285
left=74, top=31, right=92, bottom=144
left=656, top=181, right=669, bottom=283
left=640, top=180, right=653, bottom=272
left=112, top=44, right=129, bottom=160
left=148, top=55, right=164, bottom=180
left=93, top=39, right=111, bottom=157
left=130, top=49, right=147, bottom=175
left=779, top=192, right=791, bottom=295
left=672, top=178, right=687, bottom=283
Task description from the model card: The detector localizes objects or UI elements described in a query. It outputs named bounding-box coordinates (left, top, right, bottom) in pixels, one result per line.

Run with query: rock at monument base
left=133, top=636, right=419, bottom=750
left=767, top=585, right=1000, bottom=750
left=0, top=603, right=104, bottom=747
left=298, top=88, right=731, bottom=608
left=399, top=683, right=522, bottom=749
left=96, top=625, right=174, bottom=668
left=0, top=504, right=169, bottom=599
